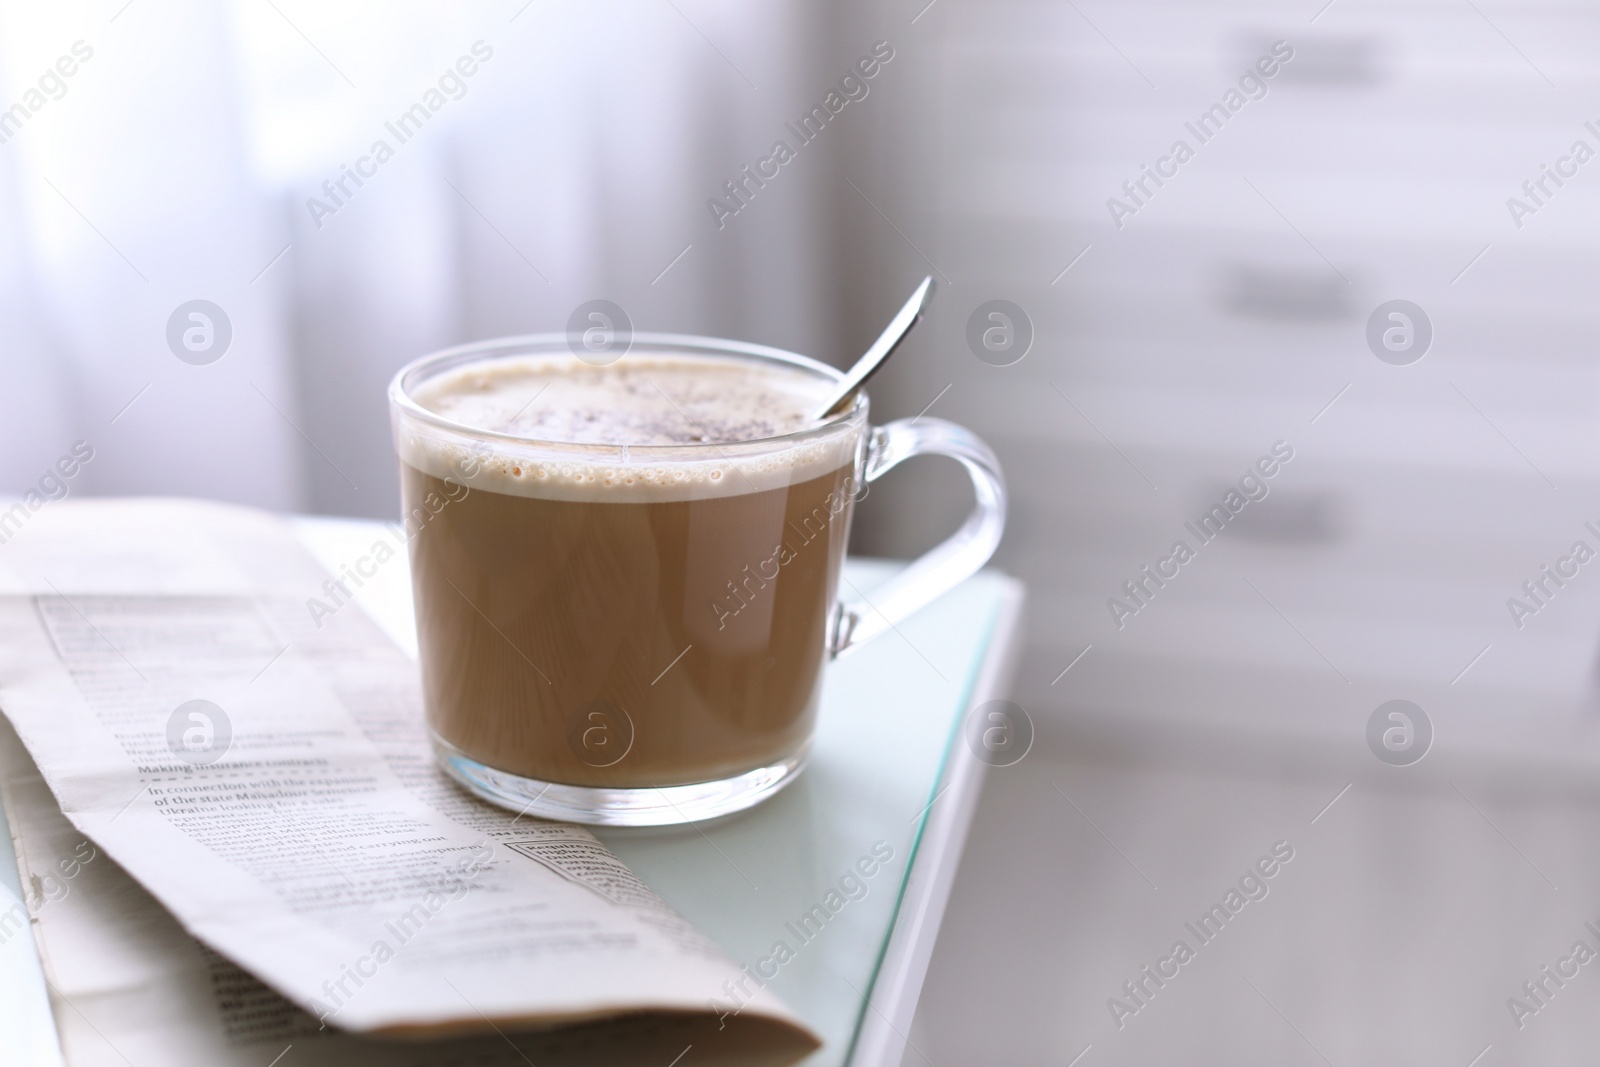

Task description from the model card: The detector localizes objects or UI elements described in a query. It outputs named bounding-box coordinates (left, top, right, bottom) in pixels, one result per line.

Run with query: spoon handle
left=814, top=275, right=937, bottom=420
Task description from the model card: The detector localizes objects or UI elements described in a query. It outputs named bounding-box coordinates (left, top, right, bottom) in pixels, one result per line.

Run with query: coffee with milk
left=399, top=352, right=860, bottom=789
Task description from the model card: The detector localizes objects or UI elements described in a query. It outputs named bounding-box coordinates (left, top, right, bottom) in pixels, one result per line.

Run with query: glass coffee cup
left=388, top=333, right=1004, bottom=825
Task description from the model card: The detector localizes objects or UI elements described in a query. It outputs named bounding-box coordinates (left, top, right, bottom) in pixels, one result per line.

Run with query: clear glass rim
left=388, top=332, right=867, bottom=457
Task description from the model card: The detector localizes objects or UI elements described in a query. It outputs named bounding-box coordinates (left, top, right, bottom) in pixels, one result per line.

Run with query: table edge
left=845, top=577, right=1027, bottom=1067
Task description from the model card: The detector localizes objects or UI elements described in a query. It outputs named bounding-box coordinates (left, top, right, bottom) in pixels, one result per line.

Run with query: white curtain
left=0, top=0, right=838, bottom=517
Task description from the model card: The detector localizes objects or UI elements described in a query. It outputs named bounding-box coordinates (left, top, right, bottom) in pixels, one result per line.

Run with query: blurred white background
left=8, top=0, right=1600, bottom=1062
left=0, top=0, right=845, bottom=516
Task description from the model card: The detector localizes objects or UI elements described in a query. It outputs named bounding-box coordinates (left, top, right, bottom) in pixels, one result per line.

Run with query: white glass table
left=0, top=517, right=1023, bottom=1067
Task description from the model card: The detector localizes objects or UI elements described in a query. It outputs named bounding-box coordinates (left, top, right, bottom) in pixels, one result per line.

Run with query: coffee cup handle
left=829, top=417, right=1007, bottom=657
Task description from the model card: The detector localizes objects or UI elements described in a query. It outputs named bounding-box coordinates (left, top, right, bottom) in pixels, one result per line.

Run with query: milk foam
left=399, top=352, right=860, bottom=502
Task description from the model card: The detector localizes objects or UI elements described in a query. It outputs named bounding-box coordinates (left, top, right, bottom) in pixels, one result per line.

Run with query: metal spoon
left=813, top=275, right=936, bottom=420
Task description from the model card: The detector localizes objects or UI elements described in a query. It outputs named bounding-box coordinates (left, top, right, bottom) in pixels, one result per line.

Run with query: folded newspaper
left=0, top=499, right=818, bottom=1064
